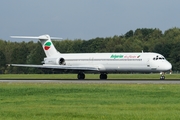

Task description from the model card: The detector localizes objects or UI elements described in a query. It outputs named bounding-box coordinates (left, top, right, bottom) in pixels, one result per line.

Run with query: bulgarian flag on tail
left=44, top=42, right=51, bottom=50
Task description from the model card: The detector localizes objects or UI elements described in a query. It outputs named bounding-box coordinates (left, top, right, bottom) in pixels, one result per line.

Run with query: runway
left=1, top=79, right=180, bottom=84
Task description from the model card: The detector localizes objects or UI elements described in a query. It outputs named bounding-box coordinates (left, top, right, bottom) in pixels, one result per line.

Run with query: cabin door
left=147, top=58, right=157, bottom=70
left=147, top=58, right=150, bottom=68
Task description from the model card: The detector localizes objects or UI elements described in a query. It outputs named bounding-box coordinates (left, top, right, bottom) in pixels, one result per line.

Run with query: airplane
left=10, top=34, right=172, bottom=80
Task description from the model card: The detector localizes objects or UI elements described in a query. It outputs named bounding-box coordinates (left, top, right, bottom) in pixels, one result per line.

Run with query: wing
left=10, top=64, right=99, bottom=71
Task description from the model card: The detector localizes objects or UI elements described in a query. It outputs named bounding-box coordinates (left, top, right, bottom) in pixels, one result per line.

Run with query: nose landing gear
left=160, top=72, right=165, bottom=80
left=160, top=75, right=165, bottom=80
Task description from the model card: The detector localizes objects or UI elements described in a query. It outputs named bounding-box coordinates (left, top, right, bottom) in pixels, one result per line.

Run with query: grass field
left=0, top=83, right=180, bottom=120
left=0, top=73, right=179, bottom=79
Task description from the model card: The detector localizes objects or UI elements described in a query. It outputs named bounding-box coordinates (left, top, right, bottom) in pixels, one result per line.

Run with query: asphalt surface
left=0, top=79, right=180, bottom=84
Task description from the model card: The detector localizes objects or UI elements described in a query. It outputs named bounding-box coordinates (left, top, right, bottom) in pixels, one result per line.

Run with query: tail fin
left=11, top=35, right=61, bottom=57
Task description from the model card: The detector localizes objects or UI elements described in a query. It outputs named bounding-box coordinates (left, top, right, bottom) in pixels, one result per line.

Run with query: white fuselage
left=10, top=35, right=172, bottom=79
left=44, top=52, right=172, bottom=73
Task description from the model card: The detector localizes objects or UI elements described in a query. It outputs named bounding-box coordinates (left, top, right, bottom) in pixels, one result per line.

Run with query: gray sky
left=0, top=0, right=180, bottom=41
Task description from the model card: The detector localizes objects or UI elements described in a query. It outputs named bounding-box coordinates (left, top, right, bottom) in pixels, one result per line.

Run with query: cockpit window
left=153, top=56, right=165, bottom=60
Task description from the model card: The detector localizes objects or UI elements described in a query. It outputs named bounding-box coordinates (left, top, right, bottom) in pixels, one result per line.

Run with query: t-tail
left=11, top=35, right=61, bottom=58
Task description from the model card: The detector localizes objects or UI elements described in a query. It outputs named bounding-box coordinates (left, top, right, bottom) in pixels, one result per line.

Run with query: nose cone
left=164, top=61, right=172, bottom=71
left=158, top=61, right=172, bottom=71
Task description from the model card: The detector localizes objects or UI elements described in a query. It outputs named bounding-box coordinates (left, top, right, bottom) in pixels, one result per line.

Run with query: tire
left=100, top=73, right=107, bottom=80
left=77, top=72, right=85, bottom=79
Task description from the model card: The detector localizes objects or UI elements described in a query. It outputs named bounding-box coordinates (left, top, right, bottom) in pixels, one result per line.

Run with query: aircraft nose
left=158, top=61, right=172, bottom=72
left=165, top=62, right=172, bottom=71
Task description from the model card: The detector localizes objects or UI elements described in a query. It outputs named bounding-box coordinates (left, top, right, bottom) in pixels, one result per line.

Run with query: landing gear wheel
left=77, top=72, right=85, bottom=80
left=100, top=73, right=107, bottom=79
left=160, top=76, right=165, bottom=80
left=160, top=72, right=165, bottom=80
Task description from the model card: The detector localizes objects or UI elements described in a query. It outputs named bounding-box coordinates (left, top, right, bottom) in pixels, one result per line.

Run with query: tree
left=169, top=42, right=180, bottom=71
left=11, top=42, right=29, bottom=73
left=0, top=50, right=6, bottom=73
left=1, top=27, right=180, bottom=72
left=125, top=30, right=134, bottom=38
left=26, top=42, right=45, bottom=73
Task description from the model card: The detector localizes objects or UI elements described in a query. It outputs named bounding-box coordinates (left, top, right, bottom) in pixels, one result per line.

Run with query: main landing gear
left=77, top=72, right=107, bottom=80
left=160, top=72, right=165, bottom=80
left=100, top=73, right=107, bottom=79
left=77, top=72, right=85, bottom=79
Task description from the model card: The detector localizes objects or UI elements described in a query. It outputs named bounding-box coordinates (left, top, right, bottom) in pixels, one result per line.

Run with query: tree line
left=0, top=27, right=180, bottom=74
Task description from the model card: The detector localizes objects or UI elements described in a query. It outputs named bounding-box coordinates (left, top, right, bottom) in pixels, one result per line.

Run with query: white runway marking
left=0, top=80, right=180, bottom=84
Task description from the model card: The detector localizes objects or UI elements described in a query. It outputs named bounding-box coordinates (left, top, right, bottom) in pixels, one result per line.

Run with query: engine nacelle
left=44, top=57, right=66, bottom=65
left=58, top=58, right=66, bottom=65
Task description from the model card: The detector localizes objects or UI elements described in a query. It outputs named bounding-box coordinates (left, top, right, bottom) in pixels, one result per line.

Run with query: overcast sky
left=0, top=0, right=180, bottom=41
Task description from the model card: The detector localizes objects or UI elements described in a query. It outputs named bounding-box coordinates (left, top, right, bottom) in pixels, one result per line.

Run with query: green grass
left=0, top=73, right=179, bottom=79
left=0, top=83, right=180, bottom=120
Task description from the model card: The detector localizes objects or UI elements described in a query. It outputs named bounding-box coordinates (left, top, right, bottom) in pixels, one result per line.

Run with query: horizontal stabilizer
left=10, top=35, right=62, bottom=40
left=11, top=34, right=61, bottom=57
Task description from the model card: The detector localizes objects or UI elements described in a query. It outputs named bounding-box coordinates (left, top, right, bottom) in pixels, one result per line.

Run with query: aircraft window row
left=66, top=59, right=142, bottom=61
